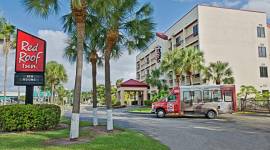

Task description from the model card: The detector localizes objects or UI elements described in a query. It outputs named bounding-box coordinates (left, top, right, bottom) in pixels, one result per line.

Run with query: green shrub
left=113, top=101, right=121, bottom=106
left=0, top=104, right=61, bottom=132
left=144, top=100, right=153, bottom=107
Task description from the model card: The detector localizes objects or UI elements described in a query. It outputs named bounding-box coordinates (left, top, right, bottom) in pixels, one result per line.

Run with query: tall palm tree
left=0, top=20, right=15, bottom=105
left=204, top=61, right=234, bottom=85
left=91, top=0, right=155, bottom=131
left=182, top=47, right=204, bottom=85
left=63, top=9, right=106, bottom=127
left=160, top=49, right=184, bottom=86
left=23, top=0, right=89, bottom=139
left=45, top=61, right=68, bottom=103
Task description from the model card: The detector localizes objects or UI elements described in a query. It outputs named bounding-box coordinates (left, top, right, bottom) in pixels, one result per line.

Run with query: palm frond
left=22, top=0, right=59, bottom=18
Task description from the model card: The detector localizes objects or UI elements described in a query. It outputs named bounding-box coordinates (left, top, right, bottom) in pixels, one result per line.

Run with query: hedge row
left=0, top=104, right=61, bottom=132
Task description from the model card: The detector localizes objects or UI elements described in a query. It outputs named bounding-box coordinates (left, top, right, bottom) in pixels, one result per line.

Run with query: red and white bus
left=151, top=85, right=237, bottom=119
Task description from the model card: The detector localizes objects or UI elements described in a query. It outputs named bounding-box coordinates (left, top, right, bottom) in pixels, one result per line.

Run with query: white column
left=120, top=89, right=125, bottom=105
left=143, top=89, right=148, bottom=106
left=138, top=91, right=141, bottom=106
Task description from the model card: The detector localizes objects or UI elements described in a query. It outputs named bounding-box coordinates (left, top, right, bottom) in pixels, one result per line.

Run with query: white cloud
left=0, top=44, right=17, bottom=92
left=210, top=0, right=242, bottom=7
left=38, top=30, right=137, bottom=91
left=0, top=30, right=138, bottom=92
left=242, top=0, right=270, bottom=19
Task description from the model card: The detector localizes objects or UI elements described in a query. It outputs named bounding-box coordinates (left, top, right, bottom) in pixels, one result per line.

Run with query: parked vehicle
left=151, top=85, right=237, bottom=119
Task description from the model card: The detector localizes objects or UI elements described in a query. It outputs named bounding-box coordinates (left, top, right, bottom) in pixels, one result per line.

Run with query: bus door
left=220, top=90, right=234, bottom=113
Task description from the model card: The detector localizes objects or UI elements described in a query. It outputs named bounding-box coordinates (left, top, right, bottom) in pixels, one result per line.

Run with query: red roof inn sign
left=14, top=29, right=46, bottom=86
left=15, top=29, right=46, bottom=72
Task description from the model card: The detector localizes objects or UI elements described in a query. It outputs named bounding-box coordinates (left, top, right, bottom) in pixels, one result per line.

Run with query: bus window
left=203, top=90, right=212, bottom=102
left=193, top=90, right=202, bottom=103
left=213, top=90, right=222, bottom=102
left=224, top=90, right=233, bottom=102
left=183, top=91, right=192, bottom=102
left=168, top=95, right=176, bottom=102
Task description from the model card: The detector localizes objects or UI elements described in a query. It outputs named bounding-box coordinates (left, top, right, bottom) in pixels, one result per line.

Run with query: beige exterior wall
left=136, top=5, right=270, bottom=92
left=198, top=5, right=270, bottom=91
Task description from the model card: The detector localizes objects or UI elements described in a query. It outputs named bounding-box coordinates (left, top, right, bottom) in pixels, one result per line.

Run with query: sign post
left=14, top=29, right=46, bottom=104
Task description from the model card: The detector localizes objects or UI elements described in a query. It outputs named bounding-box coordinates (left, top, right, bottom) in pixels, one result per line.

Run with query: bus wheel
left=206, top=110, right=217, bottom=119
left=156, top=109, right=165, bottom=118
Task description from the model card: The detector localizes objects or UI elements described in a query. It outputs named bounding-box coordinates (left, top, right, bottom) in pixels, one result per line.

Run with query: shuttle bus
left=151, top=85, right=237, bottom=119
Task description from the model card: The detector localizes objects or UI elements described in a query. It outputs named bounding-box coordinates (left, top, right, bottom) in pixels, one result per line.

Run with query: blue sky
left=0, top=0, right=261, bottom=35
left=1, top=0, right=270, bottom=91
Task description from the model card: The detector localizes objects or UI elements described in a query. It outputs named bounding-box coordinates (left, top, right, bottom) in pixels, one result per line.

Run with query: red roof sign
left=15, top=29, right=46, bottom=73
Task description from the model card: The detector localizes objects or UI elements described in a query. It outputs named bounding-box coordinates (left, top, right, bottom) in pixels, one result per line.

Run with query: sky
left=0, top=0, right=270, bottom=92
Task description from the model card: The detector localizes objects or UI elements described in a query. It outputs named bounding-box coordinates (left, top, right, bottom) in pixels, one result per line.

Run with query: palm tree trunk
left=105, top=50, right=113, bottom=131
left=51, top=84, right=55, bottom=103
left=189, top=73, right=193, bottom=85
left=176, top=74, right=180, bottom=87
left=70, top=17, right=86, bottom=139
left=3, top=49, right=8, bottom=105
left=91, top=59, right=98, bottom=126
left=105, top=30, right=118, bottom=131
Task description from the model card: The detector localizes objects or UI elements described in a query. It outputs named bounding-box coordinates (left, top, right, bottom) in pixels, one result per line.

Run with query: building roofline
left=199, top=4, right=266, bottom=14
left=165, top=4, right=266, bottom=33
left=137, top=4, right=267, bottom=58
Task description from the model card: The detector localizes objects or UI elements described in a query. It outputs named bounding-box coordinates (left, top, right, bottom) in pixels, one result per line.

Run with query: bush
left=113, top=101, right=121, bottom=106
left=0, top=104, right=61, bottom=132
left=144, top=100, right=153, bottom=107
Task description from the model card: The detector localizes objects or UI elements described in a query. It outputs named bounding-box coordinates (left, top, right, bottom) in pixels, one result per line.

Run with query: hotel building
left=136, top=5, right=270, bottom=92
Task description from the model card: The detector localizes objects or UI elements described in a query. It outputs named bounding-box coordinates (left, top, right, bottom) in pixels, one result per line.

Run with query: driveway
left=65, top=106, right=270, bottom=150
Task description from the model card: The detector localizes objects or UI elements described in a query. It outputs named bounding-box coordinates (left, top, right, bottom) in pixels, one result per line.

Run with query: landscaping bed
left=128, top=107, right=152, bottom=114
left=0, top=117, right=168, bottom=150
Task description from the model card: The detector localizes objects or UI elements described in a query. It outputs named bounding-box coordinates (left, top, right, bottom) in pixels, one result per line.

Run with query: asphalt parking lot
left=65, top=106, right=270, bottom=150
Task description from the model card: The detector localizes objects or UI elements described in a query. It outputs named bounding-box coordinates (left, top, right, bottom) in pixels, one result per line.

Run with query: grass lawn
left=128, top=107, right=152, bottom=113
left=0, top=118, right=168, bottom=150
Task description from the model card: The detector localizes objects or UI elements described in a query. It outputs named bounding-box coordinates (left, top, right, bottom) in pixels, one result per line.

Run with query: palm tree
left=146, top=69, right=167, bottom=92
left=116, top=78, right=124, bottom=87
left=23, top=0, right=90, bottom=139
left=91, top=0, right=155, bottom=130
left=204, top=61, right=234, bottom=85
left=45, top=61, right=68, bottom=104
left=182, top=47, right=204, bottom=85
left=160, top=49, right=184, bottom=86
left=63, top=10, right=106, bottom=127
left=0, top=20, right=16, bottom=105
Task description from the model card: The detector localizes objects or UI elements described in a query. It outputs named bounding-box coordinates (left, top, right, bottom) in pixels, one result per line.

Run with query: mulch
left=43, top=126, right=122, bottom=146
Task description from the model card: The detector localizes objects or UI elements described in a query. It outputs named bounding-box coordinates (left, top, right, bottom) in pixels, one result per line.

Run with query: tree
left=45, top=61, right=68, bottom=104
left=55, top=85, right=68, bottom=105
left=91, top=0, right=155, bottom=131
left=23, top=0, right=90, bottom=139
left=116, top=78, right=124, bottom=87
left=182, top=47, right=204, bottom=85
left=237, top=85, right=258, bottom=111
left=146, top=69, right=168, bottom=92
left=204, top=61, right=234, bottom=85
left=0, top=19, right=16, bottom=105
left=160, top=49, right=184, bottom=86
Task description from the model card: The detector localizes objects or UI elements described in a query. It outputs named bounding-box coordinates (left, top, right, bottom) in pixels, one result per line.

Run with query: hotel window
left=194, top=45, right=199, bottom=50
left=257, top=27, right=265, bottom=38
left=175, top=36, right=183, bottom=47
left=258, top=46, right=267, bottom=57
left=260, top=66, right=268, bottom=78
left=193, top=24, right=198, bottom=36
